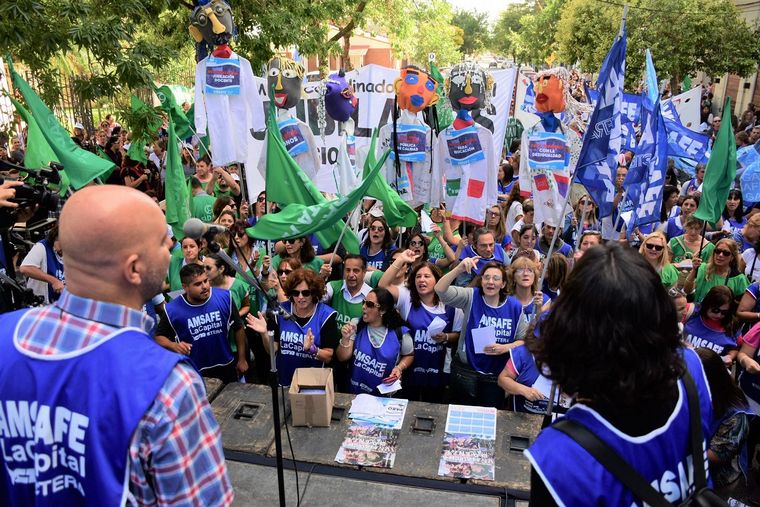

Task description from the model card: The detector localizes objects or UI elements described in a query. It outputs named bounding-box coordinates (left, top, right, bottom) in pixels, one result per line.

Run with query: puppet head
left=445, top=62, right=493, bottom=112
left=188, top=0, right=234, bottom=48
left=533, top=71, right=566, bottom=114
left=324, top=70, right=357, bottom=122
left=394, top=65, right=439, bottom=114
left=267, top=56, right=305, bottom=110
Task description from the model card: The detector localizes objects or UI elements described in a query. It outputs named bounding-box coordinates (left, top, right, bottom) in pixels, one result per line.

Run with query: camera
left=0, top=161, right=62, bottom=230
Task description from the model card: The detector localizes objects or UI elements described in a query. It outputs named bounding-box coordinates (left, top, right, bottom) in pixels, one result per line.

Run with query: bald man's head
left=60, top=185, right=172, bottom=307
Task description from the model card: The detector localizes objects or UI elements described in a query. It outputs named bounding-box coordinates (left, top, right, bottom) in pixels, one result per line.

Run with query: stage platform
left=212, top=383, right=542, bottom=506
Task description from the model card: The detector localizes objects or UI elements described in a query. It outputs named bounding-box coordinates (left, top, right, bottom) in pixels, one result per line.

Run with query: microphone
left=183, top=218, right=228, bottom=240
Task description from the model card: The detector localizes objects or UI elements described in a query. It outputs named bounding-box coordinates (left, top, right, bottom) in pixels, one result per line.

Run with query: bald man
left=0, top=186, right=233, bottom=506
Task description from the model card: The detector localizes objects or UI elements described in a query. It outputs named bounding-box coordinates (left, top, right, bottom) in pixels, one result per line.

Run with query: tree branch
left=328, top=1, right=368, bottom=43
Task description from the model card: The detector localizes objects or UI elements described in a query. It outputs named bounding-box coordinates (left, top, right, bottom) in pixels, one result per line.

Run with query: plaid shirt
left=13, top=290, right=234, bottom=506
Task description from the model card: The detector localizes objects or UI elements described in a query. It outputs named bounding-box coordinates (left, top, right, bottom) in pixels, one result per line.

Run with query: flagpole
left=612, top=187, right=630, bottom=236
left=574, top=209, right=588, bottom=251
left=327, top=207, right=360, bottom=268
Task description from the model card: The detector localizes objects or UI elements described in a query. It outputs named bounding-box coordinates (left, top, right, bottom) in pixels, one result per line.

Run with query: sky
left=446, top=0, right=520, bottom=23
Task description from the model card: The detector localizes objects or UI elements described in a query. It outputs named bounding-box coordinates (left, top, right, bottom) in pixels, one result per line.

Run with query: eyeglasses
left=257, top=196, right=266, bottom=202
left=667, top=287, right=686, bottom=298
left=369, top=226, right=385, bottom=232
left=284, top=239, right=298, bottom=244
left=409, top=240, right=424, bottom=247
left=714, top=249, right=732, bottom=257
left=362, top=300, right=379, bottom=308
left=514, top=268, right=533, bottom=275
left=579, top=200, right=592, bottom=205
left=482, top=275, right=503, bottom=282
left=289, top=289, right=312, bottom=298
left=487, top=210, right=500, bottom=217
left=235, top=231, right=247, bottom=237
left=709, top=307, right=729, bottom=316
left=644, top=243, right=664, bottom=252
left=278, top=269, right=293, bottom=276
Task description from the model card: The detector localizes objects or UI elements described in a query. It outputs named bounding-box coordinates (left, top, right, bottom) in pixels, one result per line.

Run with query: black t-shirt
left=156, top=298, right=243, bottom=340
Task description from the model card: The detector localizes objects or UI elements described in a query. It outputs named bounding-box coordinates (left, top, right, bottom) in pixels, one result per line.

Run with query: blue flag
left=575, top=20, right=627, bottom=218
left=664, top=117, right=710, bottom=164
left=625, top=51, right=668, bottom=231
left=586, top=88, right=641, bottom=124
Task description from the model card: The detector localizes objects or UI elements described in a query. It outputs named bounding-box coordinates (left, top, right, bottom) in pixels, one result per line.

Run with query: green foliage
left=491, top=0, right=565, bottom=65
left=555, top=0, right=760, bottom=86
left=451, top=10, right=489, bottom=56
left=490, top=2, right=534, bottom=60
left=363, top=0, right=462, bottom=66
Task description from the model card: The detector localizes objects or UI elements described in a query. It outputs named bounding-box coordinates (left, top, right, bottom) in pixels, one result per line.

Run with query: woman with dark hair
left=504, top=184, right=524, bottom=232
left=167, top=236, right=203, bottom=291
left=272, top=236, right=323, bottom=274
left=722, top=188, right=746, bottom=234
left=525, top=243, right=713, bottom=506
left=511, top=199, right=535, bottom=243
left=228, top=220, right=261, bottom=271
left=379, top=250, right=463, bottom=402
left=360, top=217, right=396, bottom=270
left=336, top=287, right=415, bottom=395
left=659, top=185, right=681, bottom=224
left=669, top=215, right=714, bottom=272
left=664, top=194, right=699, bottom=240
left=212, top=195, right=237, bottom=221
left=204, top=253, right=251, bottom=362
left=435, top=259, right=523, bottom=408
left=497, top=161, right=514, bottom=203
left=404, top=228, right=457, bottom=269
left=684, top=237, right=749, bottom=302
left=542, top=253, right=569, bottom=301
left=561, top=194, right=600, bottom=246
left=683, top=286, right=740, bottom=364
left=507, top=224, right=541, bottom=265
left=696, top=348, right=752, bottom=491
left=245, top=268, right=338, bottom=387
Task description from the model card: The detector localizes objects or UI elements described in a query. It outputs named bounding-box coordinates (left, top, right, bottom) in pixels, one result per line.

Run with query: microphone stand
left=206, top=233, right=288, bottom=507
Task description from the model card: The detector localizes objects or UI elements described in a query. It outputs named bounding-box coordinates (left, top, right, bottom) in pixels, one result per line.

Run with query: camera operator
left=0, top=185, right=233, bottom=505
left=19, top=224, right=65, bottom=304
left=0, top=179, right=22, bottom=209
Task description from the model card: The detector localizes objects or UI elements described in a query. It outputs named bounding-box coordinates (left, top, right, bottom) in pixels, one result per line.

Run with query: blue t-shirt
left=360, top=244, right=397, bottom=270
left=458, top=244, right=508, bottom=274
left=683, top=312, right=738, bottom=356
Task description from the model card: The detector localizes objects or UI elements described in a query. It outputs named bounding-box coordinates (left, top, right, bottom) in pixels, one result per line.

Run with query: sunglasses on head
left=644, top=243, right=664, bottom=252
left=289, top=289, right=312, bottom=298
left=362, top=300, right=379, bottom=308
left=709, top=307, right=729, bottom=316
left=714, top=248, right=732, bottom=257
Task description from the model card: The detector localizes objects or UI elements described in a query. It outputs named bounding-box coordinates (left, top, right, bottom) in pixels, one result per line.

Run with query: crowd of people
left=3, top=96, right=760, bottom=504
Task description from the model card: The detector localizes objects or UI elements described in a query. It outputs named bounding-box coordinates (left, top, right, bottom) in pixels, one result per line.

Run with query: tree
left=491, top=2, right=535, bottom=61
left=555, top=0, right=760, bottom=88
left=363, top=0, right=462, bottom=66
left=451, top=10, right=489, bottom=56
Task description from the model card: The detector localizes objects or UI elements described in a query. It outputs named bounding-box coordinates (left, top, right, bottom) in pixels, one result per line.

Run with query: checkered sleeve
left=128, top=362, right=233, bottom=506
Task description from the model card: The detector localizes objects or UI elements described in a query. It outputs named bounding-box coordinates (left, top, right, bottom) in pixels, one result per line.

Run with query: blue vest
left=526, top=348, right=713, bottom=506
left=459, top=245, right=507, bottom=274
left=665, top=217, right=684, bottom=241
left=464, top=289, right=523, bottom=375
left=360, top=245, right=396, bottom=270
left=276, top=302, right=336, bottom=386
left=406, top=304, right=455, bottom=388
left=0, top=309, right=181, bottom=507
left=165, top=288, right=234, bottom=372
left=509, top=344, right=548, bottom=414
left=537, top=239, right=571, bottom=257
left=40, top=239, right=64, bottom=303
left=143, top=302, right=158, bottom=337
left=745, top=283, right=760, bottom=312
left=725, top=217, right=747, bottom=235
left=520, top=293, right=551, bottom=319
left=350, top=326, right=406, bottom=395
left=683, top=314, right=737, bottom=356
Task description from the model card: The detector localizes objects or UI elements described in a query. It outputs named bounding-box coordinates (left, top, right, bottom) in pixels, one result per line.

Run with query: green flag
left=248, top=150, right=386, bottom=240
left=7, top=58, right=114, bottom=189
left=264, top=104, right=359, bottom=253
left=165, top=116, right=191, bottom=239
left=8, top=96, right=70, bottom=195
left=364, top=129, right=418, bottom=227
left=694, top=97, right=736, bottom=226
left=153, top=84, right=192, bottom=139
left=429, top=61, right=453, bottom=132
left=126, top=95, right=163, bottom=164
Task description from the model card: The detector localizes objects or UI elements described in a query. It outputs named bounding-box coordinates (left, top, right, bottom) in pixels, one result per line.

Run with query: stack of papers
left=349, top=394, right=408, bottom=430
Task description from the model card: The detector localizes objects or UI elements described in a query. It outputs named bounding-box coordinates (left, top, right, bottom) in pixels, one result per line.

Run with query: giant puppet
left=318, top=70, right=359, bottom=195
left=437, top=62, right=497, bottom=224
left=375, top=65, right=443, bottom=208
left=518, top=68, right=582, bottom=228
left=258, top=56, right=322, bottom=182
left=191, top=0, right=264, bottom=166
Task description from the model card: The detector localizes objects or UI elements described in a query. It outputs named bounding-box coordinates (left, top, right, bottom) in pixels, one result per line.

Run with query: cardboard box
left=289, top=368, right=334, bottom=427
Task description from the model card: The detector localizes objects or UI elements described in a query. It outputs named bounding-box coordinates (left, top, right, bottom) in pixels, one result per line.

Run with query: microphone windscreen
left=183, top=218, right=205, bottom=239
